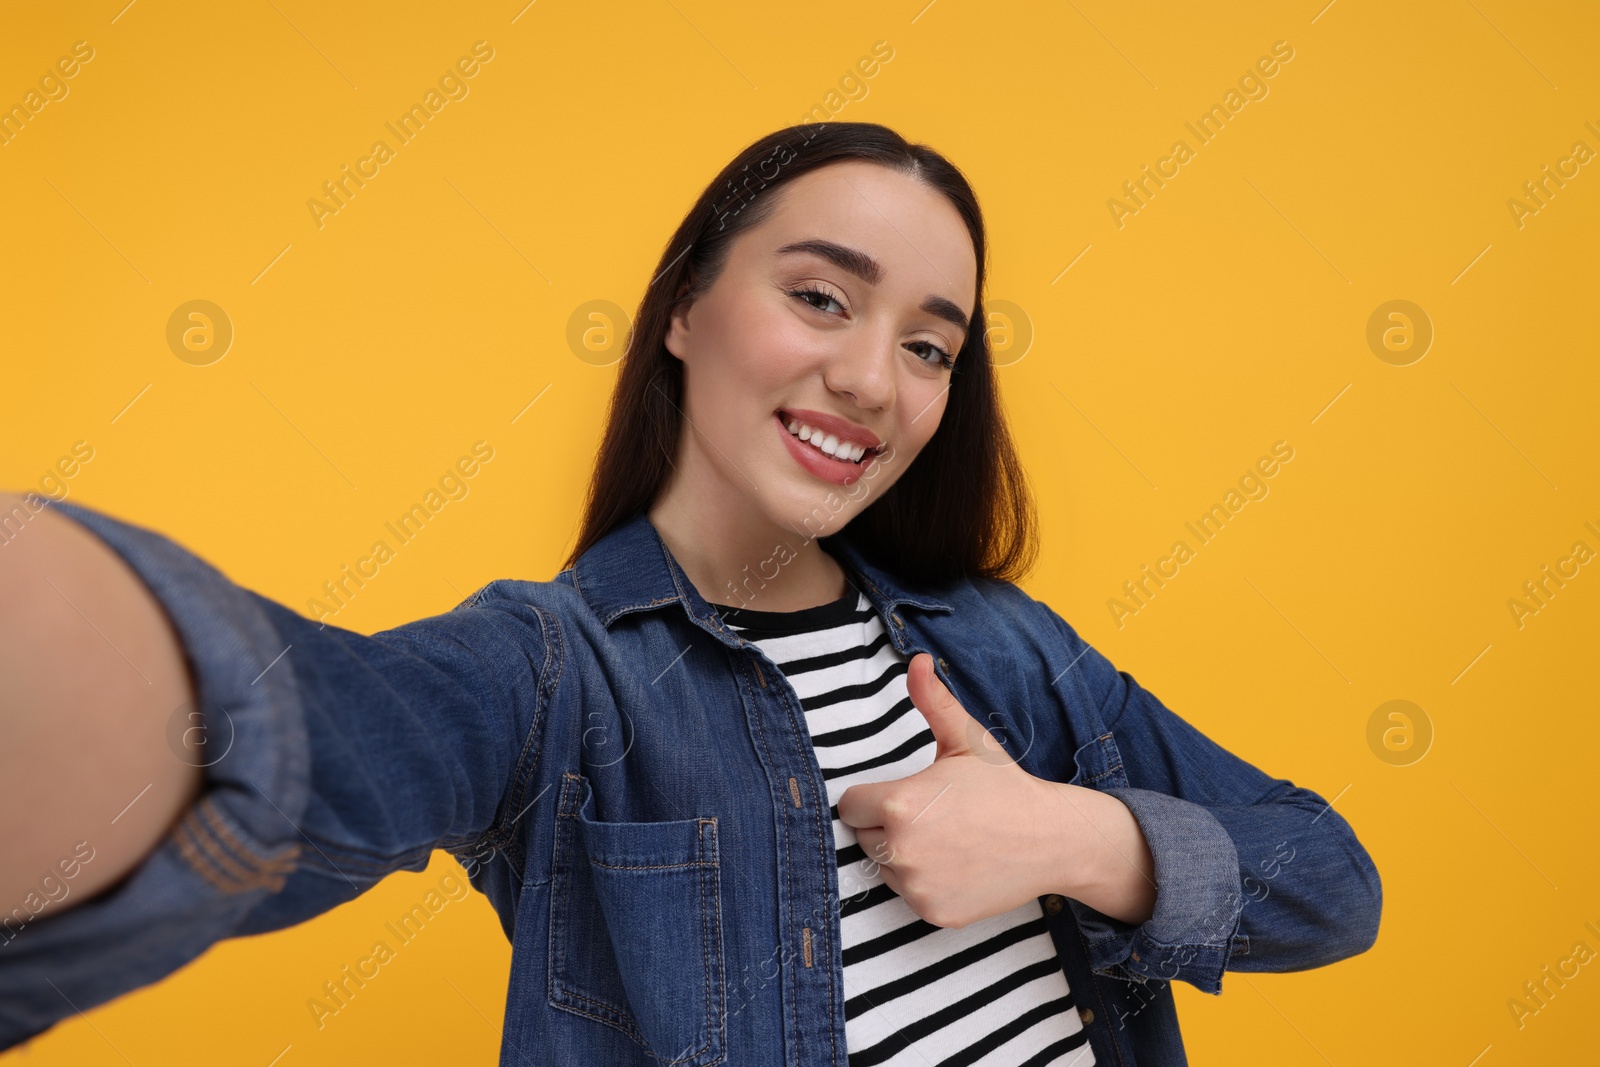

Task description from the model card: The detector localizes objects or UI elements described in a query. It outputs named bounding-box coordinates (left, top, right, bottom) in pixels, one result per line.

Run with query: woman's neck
left=646, top=498, right=851, bottom=613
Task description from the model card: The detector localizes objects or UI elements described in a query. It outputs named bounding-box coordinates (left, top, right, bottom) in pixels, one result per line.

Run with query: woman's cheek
left=911, top=384, right=949, bottom=426
left=766, top=309, right=836, bottom=367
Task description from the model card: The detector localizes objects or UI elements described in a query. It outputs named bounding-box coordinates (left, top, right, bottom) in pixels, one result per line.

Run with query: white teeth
left=782, top=414, right=874, bottom=463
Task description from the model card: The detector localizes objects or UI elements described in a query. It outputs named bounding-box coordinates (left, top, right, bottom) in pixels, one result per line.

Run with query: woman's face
left=663, top=160, right=978, bottom=542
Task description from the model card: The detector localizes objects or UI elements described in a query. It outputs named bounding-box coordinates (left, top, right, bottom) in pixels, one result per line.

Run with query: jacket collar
left=570, top=510, right=954, bottom=635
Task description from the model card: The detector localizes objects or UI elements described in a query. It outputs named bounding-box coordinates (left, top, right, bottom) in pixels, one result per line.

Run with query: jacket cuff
left=1066, top=786, right=1248, bottom=995
left=0, top=495, right=310, bottom=1051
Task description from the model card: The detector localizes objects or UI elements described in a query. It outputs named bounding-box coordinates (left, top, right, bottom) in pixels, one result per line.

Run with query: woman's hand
left=0, top=492, right=202, bottom=925
left=837, top=652, right=1157, bottom=928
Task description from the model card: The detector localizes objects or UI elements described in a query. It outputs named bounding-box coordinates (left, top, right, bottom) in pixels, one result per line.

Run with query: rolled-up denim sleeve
left=0, top=497, right=554, bottom=1051
left=1039, top=603, right=1383, bottom=996
left=1068, top=786, right=1247, bottom=994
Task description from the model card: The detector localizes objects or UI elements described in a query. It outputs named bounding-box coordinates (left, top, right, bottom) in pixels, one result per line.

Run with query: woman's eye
left=910, top=340, right=956, bottom=370
left=790, top=285, right=955, bottom=370
left=790, top=286, right=843, bottom=315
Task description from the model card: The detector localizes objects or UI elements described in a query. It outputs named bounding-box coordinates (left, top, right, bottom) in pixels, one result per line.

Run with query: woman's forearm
left=0, top=492, right=202, bottom=929
left=1043, top=781, right=1158, bottom=925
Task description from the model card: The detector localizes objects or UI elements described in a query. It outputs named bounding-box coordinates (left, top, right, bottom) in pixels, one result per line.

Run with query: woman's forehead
left=743, top=166, right=977, bottom=307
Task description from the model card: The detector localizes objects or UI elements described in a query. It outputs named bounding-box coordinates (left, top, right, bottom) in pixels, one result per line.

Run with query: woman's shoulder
left=444, top=570, right=586, bottom=616
left=909, top=567, right=1064, bottom=629
left=908, top=570, right=1105, bottom=672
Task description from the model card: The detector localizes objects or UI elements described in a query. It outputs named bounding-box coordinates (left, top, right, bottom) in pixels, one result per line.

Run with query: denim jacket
left=0, top=498, right=1381, bottom=1065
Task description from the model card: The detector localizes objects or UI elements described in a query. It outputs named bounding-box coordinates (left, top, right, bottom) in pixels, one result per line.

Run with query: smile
left=782, top=414, right=873, bottom=463
left=773, top=411, right=881, bottom=486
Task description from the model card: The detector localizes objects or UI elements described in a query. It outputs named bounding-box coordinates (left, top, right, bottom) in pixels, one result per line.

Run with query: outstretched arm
left=0, top=491, right=203, bottom=921
left=0, top=492, right=556, bottom=1051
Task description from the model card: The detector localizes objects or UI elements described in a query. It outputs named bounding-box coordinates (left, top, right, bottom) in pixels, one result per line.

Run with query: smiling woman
left=645, top=156, right=986, bottom=606
left=577, top=129, right=1039, bottom=610
left=1, top=122, right=1381, bottom=1067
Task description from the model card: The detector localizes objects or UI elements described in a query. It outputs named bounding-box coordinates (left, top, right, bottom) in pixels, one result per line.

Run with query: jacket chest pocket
left=548, top=772, right=727, bottom=1066
left=1068, top=731, right=1130, bottom=791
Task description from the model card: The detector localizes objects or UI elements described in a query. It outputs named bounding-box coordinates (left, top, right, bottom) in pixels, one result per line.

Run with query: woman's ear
left=664, top=284, right=693, bottom=362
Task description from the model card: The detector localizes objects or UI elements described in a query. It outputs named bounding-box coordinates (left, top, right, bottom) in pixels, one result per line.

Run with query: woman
left=0, top=122, right=1381, bottom=1066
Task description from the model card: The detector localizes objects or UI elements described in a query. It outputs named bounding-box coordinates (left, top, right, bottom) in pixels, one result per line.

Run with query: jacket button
left=936, top=656, right=949, bottom=671
left=1043, top=894, right=1064, bottom=914
left=1130, top=950, right=1141, bottom=962
left=891, top=613, right=903, bottom=627
left=1079, top=1007, right=1095, bottom=1026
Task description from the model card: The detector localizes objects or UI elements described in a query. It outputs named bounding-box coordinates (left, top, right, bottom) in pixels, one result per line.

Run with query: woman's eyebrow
left=774, top=238, right=971, bottom=333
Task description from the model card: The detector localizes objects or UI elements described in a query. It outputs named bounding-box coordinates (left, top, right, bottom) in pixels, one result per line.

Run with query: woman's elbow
left=1350, top=846, right=1383, bottom=956
left=1324, top=838, right=1383, bottom=963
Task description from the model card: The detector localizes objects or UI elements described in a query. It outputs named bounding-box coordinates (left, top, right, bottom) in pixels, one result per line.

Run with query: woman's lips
left=778, top=407, right=882, bottom=451
left=774, top=412, right=877, bottom=486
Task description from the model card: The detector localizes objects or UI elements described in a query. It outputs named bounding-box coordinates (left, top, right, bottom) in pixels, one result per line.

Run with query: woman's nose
left=823, top=331, right=895, bottom=412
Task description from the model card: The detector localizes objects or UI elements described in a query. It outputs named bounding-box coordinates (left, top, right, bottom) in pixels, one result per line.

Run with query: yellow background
left=3, top=0, right=1597, bottom=1063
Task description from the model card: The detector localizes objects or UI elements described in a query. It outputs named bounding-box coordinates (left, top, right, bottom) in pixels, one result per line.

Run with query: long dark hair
left=563, top=121, right=1038, bottom=588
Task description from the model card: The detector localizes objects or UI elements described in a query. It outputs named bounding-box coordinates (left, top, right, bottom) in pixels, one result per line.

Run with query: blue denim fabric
left=0, top=497, right=1382, bottom=1065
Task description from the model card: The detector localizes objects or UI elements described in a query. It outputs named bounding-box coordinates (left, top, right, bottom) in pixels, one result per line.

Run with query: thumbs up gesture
left=837, top=653, right=1089, bottom=929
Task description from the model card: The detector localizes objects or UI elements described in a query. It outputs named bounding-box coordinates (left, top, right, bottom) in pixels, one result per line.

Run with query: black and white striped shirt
left=711, top=585, right=1095, bottom=1067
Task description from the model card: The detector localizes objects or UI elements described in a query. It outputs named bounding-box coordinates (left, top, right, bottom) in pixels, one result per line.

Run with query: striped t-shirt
left=710, top=584, right=1095, bottom=1067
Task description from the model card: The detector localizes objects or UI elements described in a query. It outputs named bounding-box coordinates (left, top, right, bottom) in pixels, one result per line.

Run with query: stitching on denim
left=726, top=642, right=813, bottom=1064
left=848, top=566, right=953, bottom=616
left=549, top=994, right=649, bottom=1049
left=479, top=603, right=564, bottom=860
left=763, top=645, right=841, bottom=1066
left=601, top=594, right=682, bottom=623
left=1135, top=930, right=1236, bottom=952
left=1083, top=763, right=1126, bottom=785
left=193, top=797, right=300, bottom=882
left=173, top=803, right=297, bottom=895
left=196, top=796, right=296, bottom=875
left=477, top=601, right=563, bottom=884
left=547, top=775, right=619, bottom=1031
left=1064, top=912, right=1130, bottom=1067
left=1080, top=733, right=1128, bottom=787
left=694, top=818, right=715, bottom=1063
left=173, top=814, right=248, bottom=894
left=589, top=858, right=718, bottom=871
left=702, top=817, right=727, bottom=1064
left=197, top=798, right=298, bottom=887
left=547, top=771, right=722, bottom=1064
